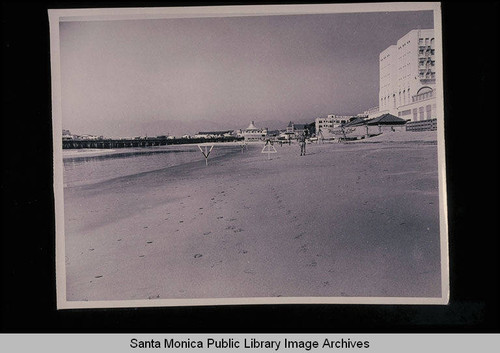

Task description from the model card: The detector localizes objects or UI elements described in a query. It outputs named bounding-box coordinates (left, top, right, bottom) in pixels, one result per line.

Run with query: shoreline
left=62, top=141, right=252, bottom=159
left=62, top=137, right=442, bottom=302
left=63, top=143, right=246, bottom=190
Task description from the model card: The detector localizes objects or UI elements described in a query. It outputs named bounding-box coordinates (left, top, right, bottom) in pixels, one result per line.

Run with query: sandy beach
left=63, top=131, right=442, bottom=302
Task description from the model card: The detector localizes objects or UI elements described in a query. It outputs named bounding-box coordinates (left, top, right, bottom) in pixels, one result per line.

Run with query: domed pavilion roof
left=246, top=121, right=258, bottom=130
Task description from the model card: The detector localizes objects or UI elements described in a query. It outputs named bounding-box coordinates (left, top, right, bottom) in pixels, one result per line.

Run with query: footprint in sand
left=210, top=260, right=223, bottom=268
left=306, top=260, right=317, bottom=267
left=297, top=244, right=308, bottom=254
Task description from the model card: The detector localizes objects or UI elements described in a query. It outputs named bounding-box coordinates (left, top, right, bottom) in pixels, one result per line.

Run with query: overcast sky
left=59, top=10, right=433, bottom=136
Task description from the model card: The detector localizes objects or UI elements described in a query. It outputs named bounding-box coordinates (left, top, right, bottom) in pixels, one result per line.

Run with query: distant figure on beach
left=299, top=133, right=306, bottom=156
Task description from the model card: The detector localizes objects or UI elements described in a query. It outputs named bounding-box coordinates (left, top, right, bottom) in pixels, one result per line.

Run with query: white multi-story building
left=315, top=114, right=360, bottom=139
left=315, top=116, right=334, bottom=136
left=378, top=29, right=436, bottom=121
left=315, top=114, right=355, bottom=135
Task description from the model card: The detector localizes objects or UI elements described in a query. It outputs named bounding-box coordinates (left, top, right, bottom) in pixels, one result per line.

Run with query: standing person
left=299, top=132, right=306, bottom=156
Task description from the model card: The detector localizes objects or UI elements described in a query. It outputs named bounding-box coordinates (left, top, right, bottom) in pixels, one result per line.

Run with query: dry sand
left=63, top=132, right=442, bottom=302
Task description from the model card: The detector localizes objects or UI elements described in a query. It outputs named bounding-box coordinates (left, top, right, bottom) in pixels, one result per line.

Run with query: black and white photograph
left=49, top=2, right=449, bottom=309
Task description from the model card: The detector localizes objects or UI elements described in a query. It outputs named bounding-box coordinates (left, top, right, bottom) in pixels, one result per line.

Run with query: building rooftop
left=246, top=121, right=258, bottom=130
left=344, top=117, right=369, bottom=127
left=197, top=130, right=233, bottom=135
left=367, top=114, right=406, bottom=125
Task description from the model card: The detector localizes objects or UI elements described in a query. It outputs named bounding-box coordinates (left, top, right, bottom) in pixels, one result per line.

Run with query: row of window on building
left=382, top=86, right=436, bottom=108
left=419, top=48, right=435, bottom=56
left=419, top=71, right=436, bottom=79
left=418, top=37, right=434, bottom=46
left=397, top=104, right=435, bottom=121
left=381, top=89, right=412, bottom=108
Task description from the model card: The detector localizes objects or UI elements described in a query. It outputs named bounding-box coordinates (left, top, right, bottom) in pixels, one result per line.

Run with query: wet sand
left=63, top=132, right=442, bottom=302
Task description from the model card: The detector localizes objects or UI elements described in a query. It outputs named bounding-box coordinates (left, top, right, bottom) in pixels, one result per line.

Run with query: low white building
left=194, top=130, right=234, bottom=139
left=327, top=114, right=407, bottom=140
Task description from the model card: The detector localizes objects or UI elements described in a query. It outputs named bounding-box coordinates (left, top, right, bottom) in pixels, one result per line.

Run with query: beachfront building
left=194, top=130, right=234, bottom=139
left=315, top=115, right=358, bottom=140
left=366, top=113, right=407, bottom=133
left=69, top=133, right=103, bottom=140
left=360, top=106, right=380, bottom=119
left=315, top=116, right=334, bottom=136
left=328, top=113, right=407, bottom=140
left=285, top=121, right=309, bottom=140
left=62, top=129, right=73, bottom=140
left=241, top=121, right=268, bottom=142
left=378, top=29, right=437, bottom=123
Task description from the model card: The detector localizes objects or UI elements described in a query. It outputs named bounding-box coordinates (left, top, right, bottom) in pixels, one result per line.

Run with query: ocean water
left=62, top=145, right=239, bottom=187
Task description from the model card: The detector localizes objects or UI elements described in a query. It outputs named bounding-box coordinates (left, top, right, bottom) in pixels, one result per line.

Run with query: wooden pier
left=62, top=136, right=244, bottom=149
